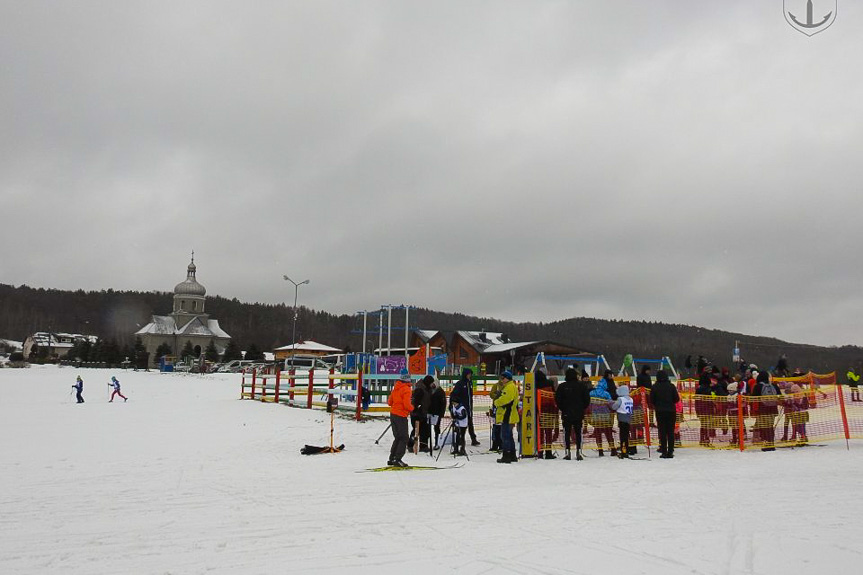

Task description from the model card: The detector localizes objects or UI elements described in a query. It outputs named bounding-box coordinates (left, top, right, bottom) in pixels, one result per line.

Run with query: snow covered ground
left=1, top=366, right=860, bottom=575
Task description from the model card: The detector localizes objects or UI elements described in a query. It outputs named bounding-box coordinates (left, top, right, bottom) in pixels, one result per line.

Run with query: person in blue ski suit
left=72, top=375, right=84, bottom=403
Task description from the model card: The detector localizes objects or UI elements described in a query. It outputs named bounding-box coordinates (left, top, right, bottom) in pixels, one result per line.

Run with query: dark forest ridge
left=0, top=283, right=859, bottom=375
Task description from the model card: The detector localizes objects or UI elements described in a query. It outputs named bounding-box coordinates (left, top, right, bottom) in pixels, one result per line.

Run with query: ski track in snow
left=1, top=366, right=861, bottom=574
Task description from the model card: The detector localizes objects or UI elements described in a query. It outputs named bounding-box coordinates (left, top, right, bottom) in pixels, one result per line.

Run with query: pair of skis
left=358, top=462, right=464, bottom=473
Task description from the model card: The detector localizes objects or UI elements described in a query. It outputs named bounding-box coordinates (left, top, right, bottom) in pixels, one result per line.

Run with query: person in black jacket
left=556, top=368, right=591, bottom=460
left=428, top=378, right=447, bottom=450
left=636, top=365, right=653, bottom=390
left=409, top=376, right=432, bottom=453
left=650, top=369, right=680, bottom=459
left=450, top=368, right=481, bottom=446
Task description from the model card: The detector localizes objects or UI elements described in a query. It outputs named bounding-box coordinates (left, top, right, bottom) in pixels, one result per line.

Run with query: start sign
left=520, top=372, right=536, bottom=457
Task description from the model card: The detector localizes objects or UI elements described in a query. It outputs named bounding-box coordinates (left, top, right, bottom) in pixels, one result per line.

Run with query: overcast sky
left=2, top=1, right=861, bottom=347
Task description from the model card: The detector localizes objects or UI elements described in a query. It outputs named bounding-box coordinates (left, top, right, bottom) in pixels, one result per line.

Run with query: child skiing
left=72, top=375, right=84, bottom=403
left=108, top=376, right=127, bottom=402
left=450, top=399, right=469, bottom=456
left=609, top=384, right=634, bottom=458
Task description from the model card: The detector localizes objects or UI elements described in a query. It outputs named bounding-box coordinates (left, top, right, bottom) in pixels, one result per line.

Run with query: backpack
left=760, top=382, right=778, bottom=407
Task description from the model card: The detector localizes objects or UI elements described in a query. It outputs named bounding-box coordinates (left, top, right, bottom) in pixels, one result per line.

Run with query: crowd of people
left=384, top=355, right=851, bottom=467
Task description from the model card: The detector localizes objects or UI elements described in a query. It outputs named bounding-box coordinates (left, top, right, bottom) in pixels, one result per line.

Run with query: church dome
left=174, top=258, right=206, bottom=296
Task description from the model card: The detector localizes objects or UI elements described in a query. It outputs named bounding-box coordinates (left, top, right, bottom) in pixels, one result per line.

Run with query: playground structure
left=617, top=355, right=679, bottom=380
left=530, top=353, right=612, bottom=377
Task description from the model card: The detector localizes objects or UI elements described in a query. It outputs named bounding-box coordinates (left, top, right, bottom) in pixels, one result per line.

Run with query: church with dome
left=135, top=254, right=232, bottom=366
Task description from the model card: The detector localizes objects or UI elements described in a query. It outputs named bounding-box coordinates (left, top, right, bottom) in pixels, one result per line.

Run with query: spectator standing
left=428, top=378, right=447, bottom=450
left=847, top=367, right=861, bottom=402
left=650, top=370, right=680, bottom=459
left=555, top=368, right=591, bottom=461
left=386, top=369, right=414, bottom=467
left=494, top=370, right=520, bottom=464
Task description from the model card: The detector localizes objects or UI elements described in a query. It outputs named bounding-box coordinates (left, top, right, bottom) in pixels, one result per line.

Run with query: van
left=283, top=356, right=333, bottom=372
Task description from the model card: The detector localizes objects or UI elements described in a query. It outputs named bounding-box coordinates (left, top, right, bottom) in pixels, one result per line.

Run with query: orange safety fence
left=537, top=372, right=861, bottom=454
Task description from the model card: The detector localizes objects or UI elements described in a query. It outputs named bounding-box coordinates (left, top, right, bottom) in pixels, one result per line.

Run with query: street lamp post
left=283, top=275, right=310, bottom=370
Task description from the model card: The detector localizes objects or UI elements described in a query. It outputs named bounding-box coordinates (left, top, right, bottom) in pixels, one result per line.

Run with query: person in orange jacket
left=387, top=369, right=415, bottom=467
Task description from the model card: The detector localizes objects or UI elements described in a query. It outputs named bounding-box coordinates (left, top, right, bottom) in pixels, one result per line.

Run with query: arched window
left=192, top=300, right=197, bottom=311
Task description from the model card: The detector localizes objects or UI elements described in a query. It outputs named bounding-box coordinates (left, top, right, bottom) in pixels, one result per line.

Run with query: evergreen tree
left=204, top=340, right=220, bottom=362
left=222, top=340, right=242, bottom=361
left=181, top=340, right=194, bottom=361
left=155, top=342, right=172, bottom=360
left=79, top=339, right=92, bottom=362
left=245, top=343, right=264, bottom=361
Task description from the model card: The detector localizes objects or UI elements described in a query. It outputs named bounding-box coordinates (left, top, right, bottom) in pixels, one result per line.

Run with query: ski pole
left=374, top=422, right=392, bottom=445
left=435, top=419, right=454, bottom=462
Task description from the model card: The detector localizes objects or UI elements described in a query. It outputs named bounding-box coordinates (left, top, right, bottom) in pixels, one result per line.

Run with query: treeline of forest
left=1, top=283, right=860, bottom=375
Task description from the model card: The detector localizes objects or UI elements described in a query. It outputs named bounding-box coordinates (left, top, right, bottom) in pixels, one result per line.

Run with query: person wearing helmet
left=72, top=375, right=84, bottom=404
left=107, top=376, right=128, bottom=402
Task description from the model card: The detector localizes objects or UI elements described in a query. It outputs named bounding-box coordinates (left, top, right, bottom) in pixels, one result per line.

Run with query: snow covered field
left=1, top=366, right=860, bottom=575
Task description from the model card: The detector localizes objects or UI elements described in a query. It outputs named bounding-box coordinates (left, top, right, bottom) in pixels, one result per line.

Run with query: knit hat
left=727, top=382, right=739, bottom=393
left=462, top=367, right=473, bottom=378
left=564, top=368, right=578, bottom=382
left=501, top=370, right=513, bottom=380
left=399, top=368, right=410, bottom=381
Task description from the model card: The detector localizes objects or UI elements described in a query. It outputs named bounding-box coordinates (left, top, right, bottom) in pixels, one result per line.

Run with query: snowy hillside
left=1, top=366, right=859, bottom=574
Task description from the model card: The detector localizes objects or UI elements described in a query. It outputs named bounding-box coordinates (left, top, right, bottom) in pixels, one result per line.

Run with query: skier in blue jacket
left=72, top=375, right=84, bottom=403
left=590, top=378, right=615, bottom=456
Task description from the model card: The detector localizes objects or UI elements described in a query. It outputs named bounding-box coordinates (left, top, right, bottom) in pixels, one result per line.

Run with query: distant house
left=22, top=332, right=97, bottom=360
left=273, top=340, right=343, bottom=361
left=411, top=330, right=449, bottom=354
left=441, top=330, right=590, bottom=374
left=135, top=255, right=232, bottom=366
left=0, top=338, right=23, bottom=355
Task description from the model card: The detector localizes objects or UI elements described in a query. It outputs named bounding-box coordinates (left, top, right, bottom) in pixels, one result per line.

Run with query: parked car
left=283, top=356, right=333, bottom=373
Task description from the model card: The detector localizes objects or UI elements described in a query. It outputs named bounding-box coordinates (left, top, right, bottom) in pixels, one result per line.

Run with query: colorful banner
left=408, top=345, right=427, bottom=375
left=427, top=353, right=447, bottom=375
left=378, top=355, right=407, bottom=375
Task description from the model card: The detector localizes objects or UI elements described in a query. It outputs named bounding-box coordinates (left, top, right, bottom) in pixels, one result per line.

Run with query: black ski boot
left=597, top=449, right=604, bottom=457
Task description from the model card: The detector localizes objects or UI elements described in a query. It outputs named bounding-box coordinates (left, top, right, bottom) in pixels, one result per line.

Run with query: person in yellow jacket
left=494, top=370, right=520, bottom=464
left=847, top=368, right=860, bottom=402
left=387, top=369, right=415, bottom=467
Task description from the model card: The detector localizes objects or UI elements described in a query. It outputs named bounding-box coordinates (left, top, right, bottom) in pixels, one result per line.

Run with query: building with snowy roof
left=409, top=329, right=590, bottom=374
left=135, top=255, right=232, bottom=366
left=22, top=332, right=97, bottom=360
left=273, top=340, right=343, bottom=361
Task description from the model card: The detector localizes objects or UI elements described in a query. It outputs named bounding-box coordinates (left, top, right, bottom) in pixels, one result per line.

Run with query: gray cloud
left=2, top=1, right=861, bottom=347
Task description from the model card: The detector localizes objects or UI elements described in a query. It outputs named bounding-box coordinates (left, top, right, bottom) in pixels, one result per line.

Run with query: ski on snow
left=357, top=462, right=465, bottom=473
